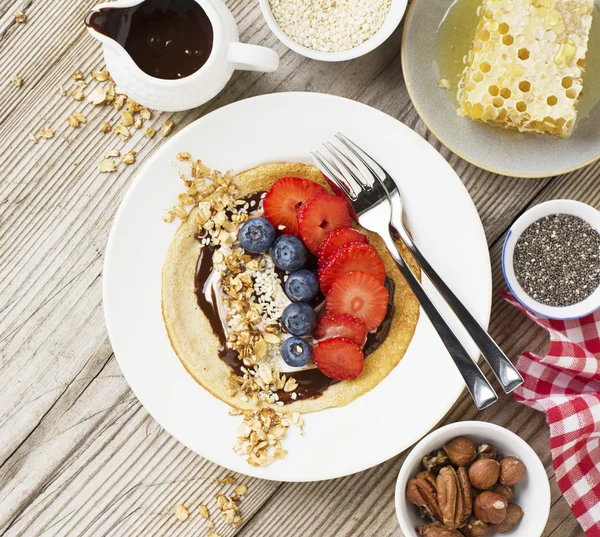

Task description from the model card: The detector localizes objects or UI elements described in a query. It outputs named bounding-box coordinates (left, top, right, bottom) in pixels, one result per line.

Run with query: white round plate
left=402, top=0, right=600, bottom=178
left=103, top=92, right=492, bottom=482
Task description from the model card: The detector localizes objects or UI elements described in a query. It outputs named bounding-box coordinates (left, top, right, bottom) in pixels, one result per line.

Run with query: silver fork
left=334, top=133, right=523, bottom=394
left=312, top=145, right=498, bottom=410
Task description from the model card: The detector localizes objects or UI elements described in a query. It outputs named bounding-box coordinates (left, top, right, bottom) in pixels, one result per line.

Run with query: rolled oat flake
left=513, top=214, right=600, bottom=307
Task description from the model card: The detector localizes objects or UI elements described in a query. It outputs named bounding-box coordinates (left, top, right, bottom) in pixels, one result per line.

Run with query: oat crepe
left=162, top=163, right=420, bottom=413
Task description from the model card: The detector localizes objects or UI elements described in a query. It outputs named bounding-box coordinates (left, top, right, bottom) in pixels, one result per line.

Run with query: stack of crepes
left=503, top=291, right=600, bottom=537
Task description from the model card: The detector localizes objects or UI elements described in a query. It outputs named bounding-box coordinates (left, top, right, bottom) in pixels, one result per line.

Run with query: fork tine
left=335, top=133, right=387, bottom=182
left=324, top=142, right=372, bottom=190
left=322, top=144, right=370, bottom=195
left=311, top=151, right=356, bottom=200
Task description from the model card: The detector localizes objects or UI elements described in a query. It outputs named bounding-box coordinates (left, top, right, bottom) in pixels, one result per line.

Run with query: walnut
left=475, top=444, right=498, bottom=461
left=489, top=504, right=523, bottom=533
left=423, top=450, right=451, bottom=473
left=418, top=523, right=463, bottom=536
left=499, top=456, right=526, bottom=486
left=459, top=516, right=489, bottom=537
left=468, top=459, right=500, bottom=490
left=473, top=492, right=507, bottom=524
left=445, top=437, right=476, bottom=467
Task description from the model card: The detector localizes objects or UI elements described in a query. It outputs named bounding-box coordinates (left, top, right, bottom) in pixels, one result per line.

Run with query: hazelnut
left=473, top=491, right=508, bottom=524
left=468, top=459, right=500, bottom=490
left=445, top=437, right=476, bottom=467
left=499, top=456, right=526, bottom=486
left=491, top=483, right=514, bottom=501
left=476, top=444, right=497, bottom=461
left=459, top=515, right=489, bottom=537
left=490, top=504, right=523, bottom=533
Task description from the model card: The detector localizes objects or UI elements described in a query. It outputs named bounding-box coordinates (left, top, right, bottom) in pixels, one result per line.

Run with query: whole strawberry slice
left=319, top=242, right=386, bottom=295
left=263, top=177, right=326, bottom=235
left=326, top=271, right=389, bottom=332
left=317, top=227, right=368, bottom=262
left=314, top=312, right=368, bottom=346
left=297, top=193, right=352, bottom=252
left=313, top=337, right=364, bottom=380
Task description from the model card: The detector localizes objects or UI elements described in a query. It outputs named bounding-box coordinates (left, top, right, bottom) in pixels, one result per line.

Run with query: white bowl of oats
left=260, top=0, right=407, bottom=61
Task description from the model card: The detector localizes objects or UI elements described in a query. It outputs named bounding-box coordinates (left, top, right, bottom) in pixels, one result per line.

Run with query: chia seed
left=513, top=213, right=600, bottom=307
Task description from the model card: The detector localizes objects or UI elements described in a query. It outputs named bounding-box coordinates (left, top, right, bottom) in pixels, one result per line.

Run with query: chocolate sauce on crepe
left=193, top=195, right=395, bottom=403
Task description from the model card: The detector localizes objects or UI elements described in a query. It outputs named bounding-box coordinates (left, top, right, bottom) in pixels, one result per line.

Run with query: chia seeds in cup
left=513, top=214, right=600, bottom=307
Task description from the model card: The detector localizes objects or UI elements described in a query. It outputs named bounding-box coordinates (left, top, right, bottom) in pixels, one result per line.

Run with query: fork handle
left=380, top=233, right=498, bottom=410
left=392, top=226, right=523, bottom=394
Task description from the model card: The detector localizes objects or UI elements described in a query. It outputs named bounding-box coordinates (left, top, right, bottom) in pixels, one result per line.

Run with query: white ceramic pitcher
left=86, top=0, right=279, bottom=111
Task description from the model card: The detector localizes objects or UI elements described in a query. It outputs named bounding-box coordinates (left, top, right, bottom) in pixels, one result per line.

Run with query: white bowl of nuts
left=395, top=421, right=551, bottom=537
left=259, top=0, right=408, bottom=62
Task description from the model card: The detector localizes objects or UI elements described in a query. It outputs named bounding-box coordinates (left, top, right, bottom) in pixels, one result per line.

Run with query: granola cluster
left=165, top=158, right=306, bottom=467
left=231, top=407, right=304, bottom=467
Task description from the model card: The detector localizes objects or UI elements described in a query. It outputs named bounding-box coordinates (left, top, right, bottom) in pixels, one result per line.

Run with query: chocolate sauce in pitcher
left=85, top=0, right=213, bottom=79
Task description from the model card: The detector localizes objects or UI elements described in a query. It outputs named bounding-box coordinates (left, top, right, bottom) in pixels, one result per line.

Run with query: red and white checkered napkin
left=502, top=291, right=600, bottom=537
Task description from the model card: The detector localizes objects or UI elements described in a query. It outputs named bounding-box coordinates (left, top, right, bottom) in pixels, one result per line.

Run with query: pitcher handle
left=226, top=42, right=279, bottom=72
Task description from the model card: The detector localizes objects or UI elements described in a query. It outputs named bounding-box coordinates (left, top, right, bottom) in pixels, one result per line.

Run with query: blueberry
left=281, top=337, right=312, bottom=367
left=285, top=269, right=319, bottom=302
left=271, top=235, right=308, bottom=271
left=239, top=217, right=276, bottom=253
left=281, top=302, right=316, bottom=336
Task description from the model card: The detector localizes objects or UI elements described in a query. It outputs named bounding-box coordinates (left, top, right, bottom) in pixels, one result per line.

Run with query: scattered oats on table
left=161, top=119, right=174, bottom=137
left=11, top=76, right=22, bottom=87
left=122, top=151, right=137, bottom=165
left=101, top=121, right=111, bottom=133
left=14, top=12, right=26, bottom=23
left=72, top=70, right=84, bottom=81
left=28, top=133, right=38, bottom=143
left=98, top=158, right=117, bottom=173
left=145, top=127, right=157, bottom=138
left=39, top=128, right=54, bottom=139
left=174, top=504, right=189, bottom=521
left=269, top=0, right=392, bottom=52
left=198, top=504, right=209, bottom=518
left=87, top=86, right=107, bottom=105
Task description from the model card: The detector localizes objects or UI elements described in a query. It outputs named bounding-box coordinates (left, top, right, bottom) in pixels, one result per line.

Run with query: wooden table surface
left=1, top=0, right=598, bottom=535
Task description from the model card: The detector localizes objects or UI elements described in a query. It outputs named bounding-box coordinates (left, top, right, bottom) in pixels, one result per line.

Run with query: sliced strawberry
left=326, top=271, right=389, bottom=332
left=317, top=228, right=368, bottom=262
left=314, top=312, right=368, bottom=346
left=263, top=177, right=326, bottom=235
left=318, top=242, right=386, bottom=295
left=313, top=337, right=364, bottom=380
left=297, top=193, right=352, bottom=252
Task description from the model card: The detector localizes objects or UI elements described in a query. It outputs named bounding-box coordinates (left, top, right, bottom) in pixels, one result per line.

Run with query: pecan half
left=418, top=522, right=463, bottom=536
left=413, top=471, right=443, bottom=521
left=436, top=466, right=472, bottom=529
